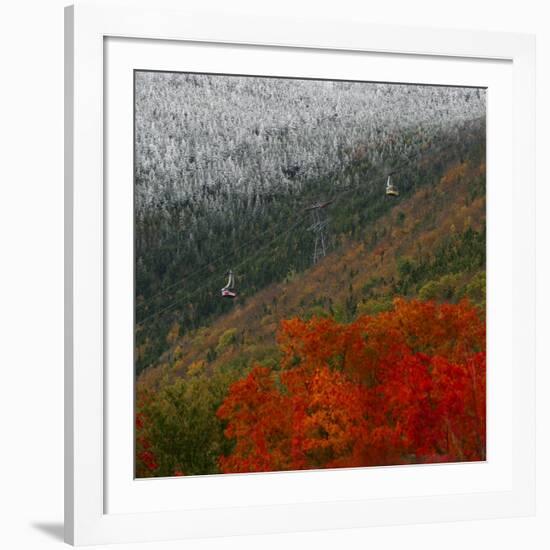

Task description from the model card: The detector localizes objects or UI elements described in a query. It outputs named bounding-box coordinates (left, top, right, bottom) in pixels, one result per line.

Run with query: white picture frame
left=65, top=0, right=536, bottom=545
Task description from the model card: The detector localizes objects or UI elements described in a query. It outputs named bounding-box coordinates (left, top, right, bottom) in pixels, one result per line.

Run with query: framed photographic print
left=65, top=0, right=535, bottom=545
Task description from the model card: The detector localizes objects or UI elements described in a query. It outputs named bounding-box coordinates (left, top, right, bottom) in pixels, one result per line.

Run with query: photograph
left=133, top=71, right=487, bottom=478
left=1, top=0, right=544, bottom=547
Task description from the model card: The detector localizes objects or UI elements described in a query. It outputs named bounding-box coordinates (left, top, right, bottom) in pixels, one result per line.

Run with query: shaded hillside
left=138, top=157, right=485, bottom=390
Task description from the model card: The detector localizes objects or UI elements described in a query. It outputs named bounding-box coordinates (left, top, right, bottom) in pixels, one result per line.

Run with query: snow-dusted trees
left=135, top=72, right=485, bottom=221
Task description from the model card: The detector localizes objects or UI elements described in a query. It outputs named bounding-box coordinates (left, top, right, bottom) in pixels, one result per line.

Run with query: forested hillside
left=138, top=153, right=485, bottom=389
left=136, top=152, right=486, bottom=478
left=134, top=73, right=486, bottom=478
left=135, top=72, right=486, bottom=374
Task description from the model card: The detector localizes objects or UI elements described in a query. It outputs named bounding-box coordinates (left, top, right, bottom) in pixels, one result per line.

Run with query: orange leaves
left=286, top=366, right=369, bottom=469
left=217, top=366, right=296, bottom=473
left=217, top=364, right=370, bottom=473
left=278, top=317, right=346, bottom=372
left=357, top=298, right=485, bottom=366
left=440, top=161, right=468, bottom=188
left=218, top=298, right=486, bottom=473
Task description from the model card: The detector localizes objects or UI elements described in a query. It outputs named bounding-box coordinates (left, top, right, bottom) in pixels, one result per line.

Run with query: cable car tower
left=306, top=200, right=333, bottom=264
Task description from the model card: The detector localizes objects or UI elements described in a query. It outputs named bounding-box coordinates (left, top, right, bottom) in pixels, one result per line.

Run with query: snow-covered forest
left=135, top=72, right=485, bottom=218
left=134, top=71, right=486, bottom=373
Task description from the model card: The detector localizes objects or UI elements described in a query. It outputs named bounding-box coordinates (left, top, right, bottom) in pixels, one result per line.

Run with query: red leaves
left=137, top=450, right=159, bottom=473
left=218, top=298, right=486, bottom=472
left=216, top=366, right=295, bottom=473
left=135, top=392, right=160, bottom=476
left=217, top=364, right=370, bottom=472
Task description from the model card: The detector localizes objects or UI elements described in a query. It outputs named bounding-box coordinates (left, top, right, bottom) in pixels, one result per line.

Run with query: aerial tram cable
left=136, top=214, right=307, bottom=327
left=139, top=141, right=431, bottom=313
left=136, top=214, right=309, bottom=327
left=136, top=207, right=308, bottom=310
left=137, top=116, right=484, bottom=313
left=142, top=166, right=398, bottom=326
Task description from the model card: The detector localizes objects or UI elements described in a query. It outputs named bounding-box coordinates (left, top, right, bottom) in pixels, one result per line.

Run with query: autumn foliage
left=216, top=298, right=485, bottom=473
left=135, top=405, right=159, bottom=476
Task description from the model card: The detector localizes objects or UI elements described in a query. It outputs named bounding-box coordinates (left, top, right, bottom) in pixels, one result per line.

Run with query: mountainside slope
left=138, top=157, right=485, bottom=390
left=134, top=72, right=486, bottom=374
